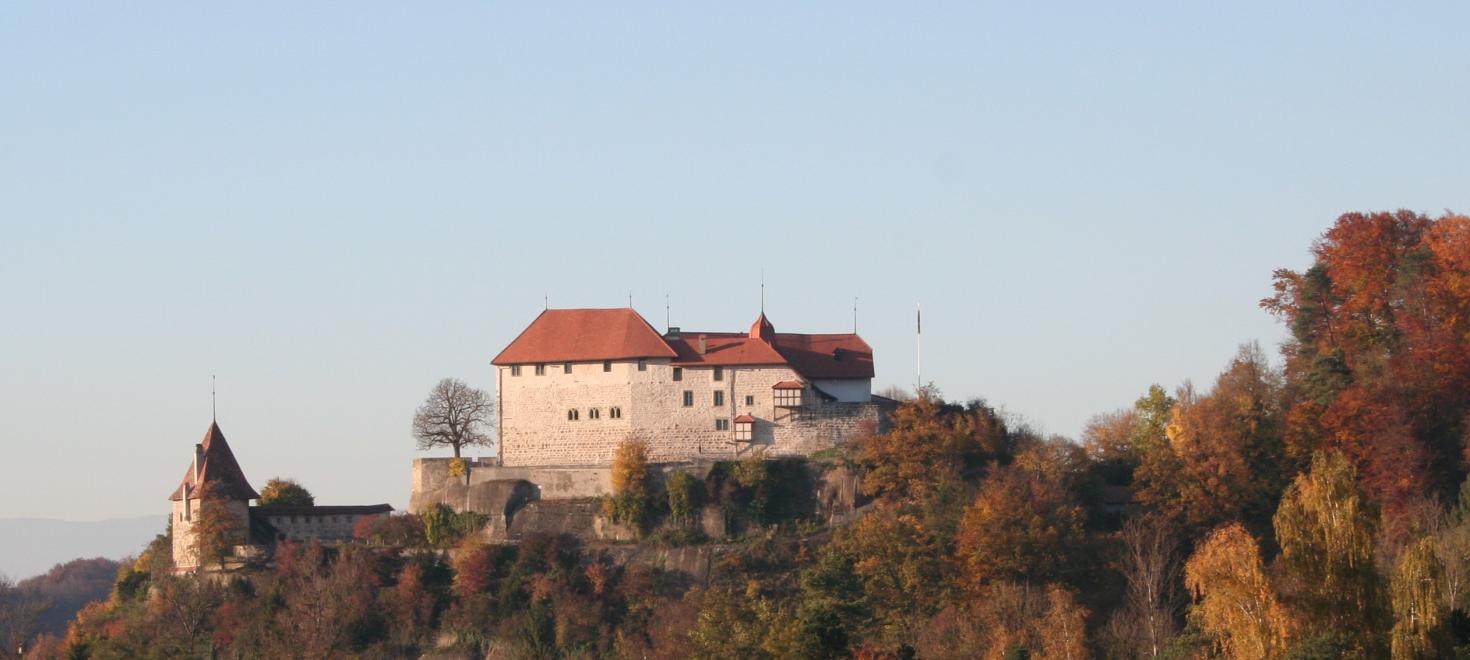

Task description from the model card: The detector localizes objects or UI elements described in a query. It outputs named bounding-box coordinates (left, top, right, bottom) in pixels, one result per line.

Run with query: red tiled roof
left=169, top=422, right=260, bottom=502
left=668, top=333, right=788, bottom=367
left=772, top=380, right=806, bottom=390
left=492, top=309, right=875, bottom=379
left=771, top=333, right=874, bottom=379
left=733, top=414, right=755, bottom=423
left=491, top=308, right=678, bottom=365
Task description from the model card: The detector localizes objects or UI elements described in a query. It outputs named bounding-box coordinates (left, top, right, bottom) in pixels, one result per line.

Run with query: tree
left=1390, top=537, right=1449, bottom=660
left=1104, top=516, right=1182, bottom=659
left=191, top=481, right=243, bottom=570
left=412, top=378, right=494, bottom=458
left=1272, top=451, right=1385, bottom=651
left=1184, top=523, right=1289, bottom=660
left=258, top=477, right=315, bottom=506
left=0, top=573, right=47, bottom=657
left=954, top=462, right=1087, bottom=589
left=604, top=439, right=652, bottom=531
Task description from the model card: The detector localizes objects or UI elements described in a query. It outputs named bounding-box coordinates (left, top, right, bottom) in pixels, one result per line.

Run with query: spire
left=170, top=421, right=260, bottom=501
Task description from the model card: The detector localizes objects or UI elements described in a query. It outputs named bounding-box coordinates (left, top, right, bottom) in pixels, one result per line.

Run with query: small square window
left=511, top=365, right=522, bottom=377
left=535, top=364, right=546, bottom=376
left=714, top=391, right=725, bottom=406
left=745, top=395, right=754, bottom=405
left=713, top=367, right=724, bottom=381
left=716, top=419, right=730, bottom=431
left=638, top=359, right=647, bottom=371
left=673, top=367, right=683, bottom=381
left=563, top=362, right=572, bottom=374
left=603, top=360, right=612, bottom=372
left=682, top=391, right=694, bottom=407
left=735, top=421, right=753, bottom=441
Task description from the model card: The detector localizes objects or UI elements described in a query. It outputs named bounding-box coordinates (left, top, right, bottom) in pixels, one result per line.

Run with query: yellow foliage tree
left=1272, top=451, right=1385, bottom=651
left=1390, top=536, right=1449, bottom=659
left=1184, top=523, right=1289, bottom=660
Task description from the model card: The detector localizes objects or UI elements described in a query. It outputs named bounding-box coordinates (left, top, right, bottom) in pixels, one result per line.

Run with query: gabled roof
left=491, top=308, right=678, bottom=365
left=169, top=422, right=260, bottom=502
left=491, top=308, right=875, bottom=379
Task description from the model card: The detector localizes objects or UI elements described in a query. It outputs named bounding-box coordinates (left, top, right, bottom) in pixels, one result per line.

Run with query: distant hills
left=0, top=516, right=163, bottom=581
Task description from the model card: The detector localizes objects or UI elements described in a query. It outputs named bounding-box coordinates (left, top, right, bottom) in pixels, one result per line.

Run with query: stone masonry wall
left=498, top=359, right=874, bottom=466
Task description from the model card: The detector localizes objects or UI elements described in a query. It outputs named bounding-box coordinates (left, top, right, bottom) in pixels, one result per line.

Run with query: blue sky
left=2, top=3, right=1466, bottom=520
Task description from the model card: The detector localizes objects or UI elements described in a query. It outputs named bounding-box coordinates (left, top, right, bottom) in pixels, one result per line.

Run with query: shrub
left=666, top=472, right=702, bottom=525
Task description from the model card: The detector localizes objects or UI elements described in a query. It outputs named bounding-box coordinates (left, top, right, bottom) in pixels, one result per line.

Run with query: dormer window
left=734, top=414, right=754, bottom=441
left=773, top=381, right=804, bottom=407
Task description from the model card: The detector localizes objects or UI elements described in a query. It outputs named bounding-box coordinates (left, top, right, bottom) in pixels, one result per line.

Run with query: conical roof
left=748, top=313, right=775, bottom=341
left=168, top=422, right=260, bottom=501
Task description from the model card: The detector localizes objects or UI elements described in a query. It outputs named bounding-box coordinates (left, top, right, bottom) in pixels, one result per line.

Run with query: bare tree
left=0, top=573, right=47, bottom=657
left=1104, top=515, right=1182, bottom=659
left=412, top=378, right=494, bottom=458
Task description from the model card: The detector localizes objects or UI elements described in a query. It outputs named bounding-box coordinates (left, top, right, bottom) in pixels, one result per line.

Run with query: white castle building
left=490, top=308, right=887, bottom=466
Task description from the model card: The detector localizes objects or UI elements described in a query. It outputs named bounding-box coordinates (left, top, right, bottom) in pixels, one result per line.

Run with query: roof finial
left=211, top=374, right=217, bottom=423
left=853, top=297, right=858, bottom=333
left=628, top=291, right=633, bottom=308
left=760, top=268, right=765, bottom=314
left=665, top=292, right=671, bottom=332
left=544, top=293, right=549, bottom=311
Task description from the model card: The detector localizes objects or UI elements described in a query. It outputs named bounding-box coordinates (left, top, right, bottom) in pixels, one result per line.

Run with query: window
left=775, top=388, right=802, bottom=407
left=714, top=391, right=725, bottom=406
left=683, top=390, right=694, bottom=407
left=716, top=419, right=730, bottom=431
left=563, top=362, right=572, bottom=374
left=511, top=365, right=522, bottom=376
left=610, top=407, right=622, bottom=419
left=735, top=420, right=753, bottom=441
left=673, top=367, right=682, bottom=381
left=535, top=364, right=546, bottom=376
left=603, top=360, right=612, bottom=372
left=713, top=367, right=724, bottom=381
left=745, top=395, right=755, bottom=405
left=638, top=358, right=647, bottom=371
left=589, top=408, right=600, bottom=419
left=568, top=409, right=579, bottom=421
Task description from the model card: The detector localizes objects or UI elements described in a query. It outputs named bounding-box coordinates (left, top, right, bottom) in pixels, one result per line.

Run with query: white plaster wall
left=258, top=513, right=364, bottom=541
left=812, top=379, right=872, bottom=403
left=499, top=359, right=854, bottom=466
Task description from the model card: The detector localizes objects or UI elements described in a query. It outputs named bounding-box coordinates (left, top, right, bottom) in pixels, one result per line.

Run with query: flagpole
left=916, top=303, right=922, bottom=389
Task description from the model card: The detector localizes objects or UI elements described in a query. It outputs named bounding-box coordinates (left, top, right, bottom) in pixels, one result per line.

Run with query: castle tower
left=168, top=422, right=258, bottom=570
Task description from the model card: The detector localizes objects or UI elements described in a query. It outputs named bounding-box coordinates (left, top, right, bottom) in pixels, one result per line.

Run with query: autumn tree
left=1272, top=451, right=1385, bottom=652
left=0, top=572, right=47, bottom=657
left=955, top=460, right=1087, bottom=590
left=412, top=378, right=494, bottom=458
left=1264, top=211, right=1470, bottom=514
left=604, top=438, right=652, bottom=531
left=191, top=481, right=244, bottom=570
left=1135, top=344, right=1287, bottom=539
left=1390, top=537, right=1449, bottom=660
left=1184, top=523, right=1290, bottom=660
left=258, top=477, right=315, bottom=506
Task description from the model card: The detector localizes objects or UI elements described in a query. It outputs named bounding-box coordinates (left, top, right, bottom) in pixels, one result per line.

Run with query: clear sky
left=2, top=3, right=1466, bottom=521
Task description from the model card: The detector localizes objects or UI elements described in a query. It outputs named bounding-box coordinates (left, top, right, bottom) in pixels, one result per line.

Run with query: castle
left=169, top=422, right=391, bottom=571
left=492, top=308, right=883, bottom=465
left=410, top=308, right=890, bottom=536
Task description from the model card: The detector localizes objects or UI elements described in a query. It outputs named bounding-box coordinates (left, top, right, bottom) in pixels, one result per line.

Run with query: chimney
left=193, top=443, right=205, bottom=482
left=697, top=334, right=707, bottom=355
left=666, top=326, right=681, bottom=340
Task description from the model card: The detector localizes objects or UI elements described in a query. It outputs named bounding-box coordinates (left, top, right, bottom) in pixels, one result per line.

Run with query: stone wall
left=171, top=498, right=250, bottom=570
left=410, top=458, right=613, bottom=514
left=497, top=358, right=877, bottom=467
